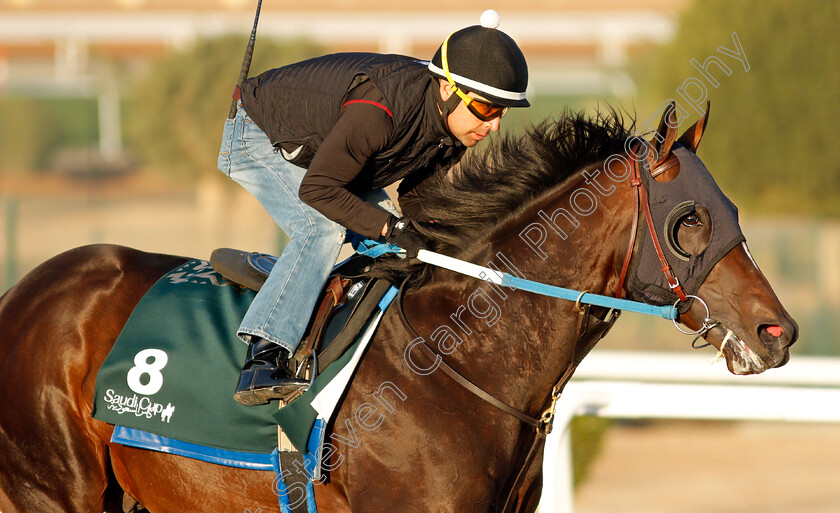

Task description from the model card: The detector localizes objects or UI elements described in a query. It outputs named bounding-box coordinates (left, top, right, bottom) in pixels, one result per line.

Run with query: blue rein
left=500, top=275, right=677, bottom=320
left=352, top=238, right=678, bottom=320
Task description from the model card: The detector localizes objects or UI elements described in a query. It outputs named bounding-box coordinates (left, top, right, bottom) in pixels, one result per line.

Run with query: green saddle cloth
left=92, top=259, right=279, bottom=454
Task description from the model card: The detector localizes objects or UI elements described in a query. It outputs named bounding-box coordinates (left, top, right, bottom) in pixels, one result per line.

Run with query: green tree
left=0, top=97, right=98, bottom=174
left=125, top=36, right=322, bottom=181
left=641, top=0, right=840, bottom=216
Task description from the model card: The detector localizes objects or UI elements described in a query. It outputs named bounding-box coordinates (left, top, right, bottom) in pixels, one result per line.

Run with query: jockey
left=218, top=10, right=529, bottom=406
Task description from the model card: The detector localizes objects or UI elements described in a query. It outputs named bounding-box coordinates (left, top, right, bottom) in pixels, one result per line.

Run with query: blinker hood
left=628, top=144, right=745, bottom=306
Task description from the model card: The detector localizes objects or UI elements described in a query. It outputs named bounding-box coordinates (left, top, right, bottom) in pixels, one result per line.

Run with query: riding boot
left=233, top=338, right=309, bottom=406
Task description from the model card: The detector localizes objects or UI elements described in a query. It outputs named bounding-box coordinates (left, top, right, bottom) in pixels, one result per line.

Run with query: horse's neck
left=502, top=169, right=635, bottom=299
left=412, top=169, right=633, bottom=413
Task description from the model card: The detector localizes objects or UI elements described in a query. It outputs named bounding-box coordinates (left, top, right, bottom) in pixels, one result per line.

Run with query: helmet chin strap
left=434, top=80, right=462, bottom=139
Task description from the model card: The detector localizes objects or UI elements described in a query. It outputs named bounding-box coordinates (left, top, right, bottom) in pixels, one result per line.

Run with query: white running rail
left=537, top=350, right=840, bottom=513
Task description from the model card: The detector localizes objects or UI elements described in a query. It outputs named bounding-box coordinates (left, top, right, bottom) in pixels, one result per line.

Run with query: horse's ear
left=677, top=101, right=710, bottom=153
left=651, top=101, right=679, bottom=166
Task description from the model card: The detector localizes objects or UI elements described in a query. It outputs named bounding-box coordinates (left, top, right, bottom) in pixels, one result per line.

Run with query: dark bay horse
left=0, top=104, right=797, bottom=512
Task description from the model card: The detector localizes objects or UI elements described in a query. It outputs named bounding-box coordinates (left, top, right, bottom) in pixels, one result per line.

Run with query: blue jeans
left=217, top=102, right=397, bottom=353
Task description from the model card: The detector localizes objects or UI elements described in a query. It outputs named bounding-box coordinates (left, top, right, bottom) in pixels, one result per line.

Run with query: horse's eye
left=682, top=214, right=702, bottom=227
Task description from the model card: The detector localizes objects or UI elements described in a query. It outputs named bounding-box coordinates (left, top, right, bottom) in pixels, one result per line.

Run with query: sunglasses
left=441, top=34, right=509, bottom=122
left=463, top=97, right=509, bottom=122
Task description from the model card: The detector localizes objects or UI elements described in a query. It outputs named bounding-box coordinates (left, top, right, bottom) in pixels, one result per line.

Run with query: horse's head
left=624, top=101, right=798, bottom=374
left=380, top=102, right=797, bottom=376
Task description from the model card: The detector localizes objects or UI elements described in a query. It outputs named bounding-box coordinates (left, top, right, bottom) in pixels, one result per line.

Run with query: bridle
left=395, top=278, right=615, bottom=513
left=616, top=142, right=722, bottom=341
left=617, top=142, right=688, bottom=303
left=391, top=141, right=715, bottom=512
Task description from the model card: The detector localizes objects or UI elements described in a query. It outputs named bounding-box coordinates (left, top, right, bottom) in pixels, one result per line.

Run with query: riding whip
left=227, top=0, right=263, bottom=119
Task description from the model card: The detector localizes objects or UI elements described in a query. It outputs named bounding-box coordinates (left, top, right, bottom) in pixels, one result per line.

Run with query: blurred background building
left=0, top=0, right=690, bottom=286
left=0, top=0, right=684, bottom=162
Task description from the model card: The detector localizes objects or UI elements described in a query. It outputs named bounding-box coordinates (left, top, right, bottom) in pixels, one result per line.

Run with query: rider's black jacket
left=239, top=53, right=466, bottom=239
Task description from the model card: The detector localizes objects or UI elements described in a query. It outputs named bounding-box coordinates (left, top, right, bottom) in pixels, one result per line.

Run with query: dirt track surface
left=574, top=420, right=840, bottom=513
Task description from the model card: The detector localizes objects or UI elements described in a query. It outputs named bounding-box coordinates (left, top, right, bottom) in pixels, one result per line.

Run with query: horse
left=0, top=103, right=797, bottom=513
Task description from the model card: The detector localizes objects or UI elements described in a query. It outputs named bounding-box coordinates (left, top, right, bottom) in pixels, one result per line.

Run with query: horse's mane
left=369, top=106, right=636, bottom=286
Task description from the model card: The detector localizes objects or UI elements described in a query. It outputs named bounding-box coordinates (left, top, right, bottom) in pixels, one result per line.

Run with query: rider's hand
left=385, top=216, right=429, bottom=259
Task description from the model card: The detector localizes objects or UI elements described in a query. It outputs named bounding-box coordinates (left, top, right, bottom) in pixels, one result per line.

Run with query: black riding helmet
left=428, top=9, right=529, bottom=120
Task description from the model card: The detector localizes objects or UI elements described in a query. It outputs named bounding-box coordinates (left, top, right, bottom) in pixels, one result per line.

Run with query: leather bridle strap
left=396, top=280, right=543, bottom=430
left=616, top=161, right=640, bottom=299
left=636, top=153, right=689, bottom=301
left=616, top=144, right=688, bottom=302
left=415, top=341, right=543, bottom=429
left=395, top=277, right=581, bottom=513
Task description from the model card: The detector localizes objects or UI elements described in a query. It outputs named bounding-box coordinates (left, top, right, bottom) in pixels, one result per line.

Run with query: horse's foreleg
left=516, top=474, right=543, bottom=513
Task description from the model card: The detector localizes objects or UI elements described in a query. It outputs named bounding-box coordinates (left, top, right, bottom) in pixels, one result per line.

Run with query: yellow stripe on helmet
left=441, top=33, right=474, bottom=106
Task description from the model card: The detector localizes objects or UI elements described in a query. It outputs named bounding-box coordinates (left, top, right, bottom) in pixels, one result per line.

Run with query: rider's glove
left=385, top=216, right=428, bottom=259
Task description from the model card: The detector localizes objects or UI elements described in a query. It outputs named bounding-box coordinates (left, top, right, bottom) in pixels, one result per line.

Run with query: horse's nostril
left=764, top=325, right=784, bottom=338
left=758, top=324, right=786, bottom=343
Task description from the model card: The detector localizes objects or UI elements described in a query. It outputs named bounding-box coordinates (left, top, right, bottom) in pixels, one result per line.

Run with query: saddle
left=209, top=248, right=392, bottom=381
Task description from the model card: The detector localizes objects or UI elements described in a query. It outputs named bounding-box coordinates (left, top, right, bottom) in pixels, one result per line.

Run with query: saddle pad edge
left=111, top=425, right=275, bottom=471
